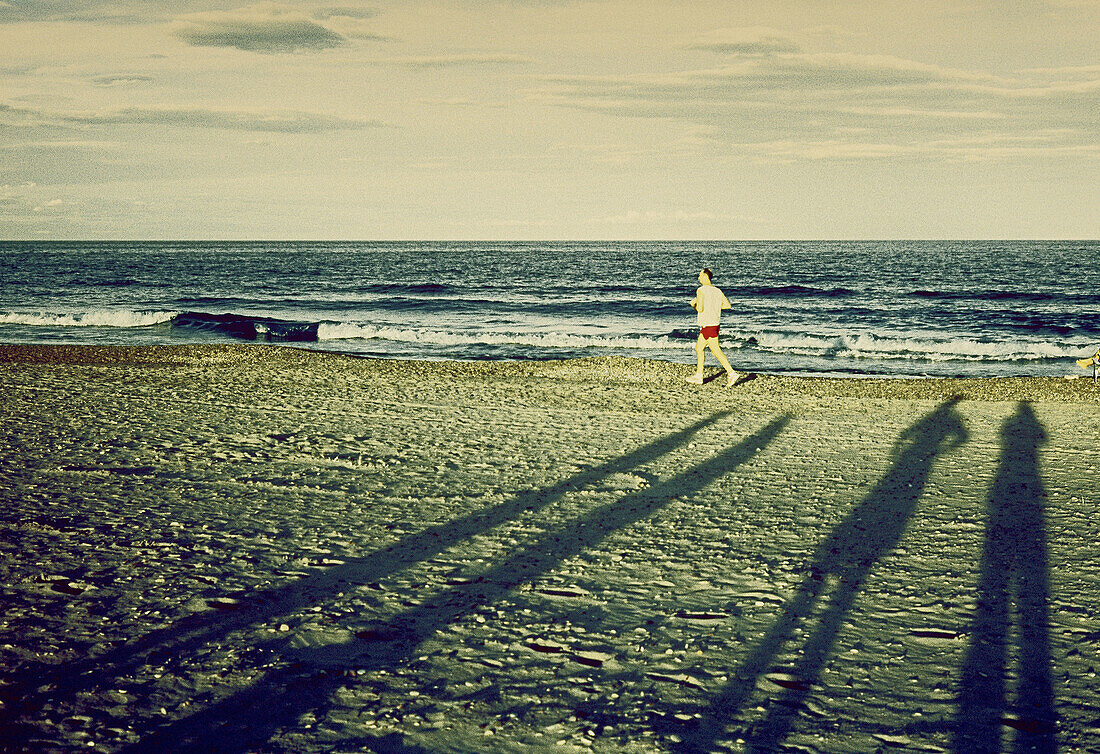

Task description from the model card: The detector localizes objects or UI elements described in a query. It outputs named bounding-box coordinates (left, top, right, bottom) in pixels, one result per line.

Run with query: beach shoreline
left=2, top=343, right=1098, bottom=752
left=1, top=343, right=1097, bottom=403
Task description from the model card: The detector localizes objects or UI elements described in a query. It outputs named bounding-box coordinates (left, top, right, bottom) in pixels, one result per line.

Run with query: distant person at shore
left=687, top=268, right=743, bottom=387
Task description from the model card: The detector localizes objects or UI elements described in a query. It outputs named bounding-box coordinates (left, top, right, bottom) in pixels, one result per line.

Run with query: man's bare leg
left=686, top=335, right=706, bottom=384
left=707, top=339, right=741, bottom=385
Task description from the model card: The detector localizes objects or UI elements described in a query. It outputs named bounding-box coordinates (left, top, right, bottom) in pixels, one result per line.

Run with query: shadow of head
left=1001, top=401, right=1046, bottom=448
left=894, top=394, right=968, bottom=456
left=811, top=395, right=969, bottom=578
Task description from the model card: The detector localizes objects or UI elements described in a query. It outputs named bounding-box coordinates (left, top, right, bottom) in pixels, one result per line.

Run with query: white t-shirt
left=696, top=284, right=727, bottom=327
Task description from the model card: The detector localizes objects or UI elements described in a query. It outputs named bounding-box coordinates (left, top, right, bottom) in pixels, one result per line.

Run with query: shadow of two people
left=678, top=399, right=1057, bottom=754
left=679, top=396, right=969, bottom=753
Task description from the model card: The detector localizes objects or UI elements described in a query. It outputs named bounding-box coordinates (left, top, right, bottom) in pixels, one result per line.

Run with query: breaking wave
left=318, top=322, right=1093, bottom=364
left=738, top=330, right=1088, bottom=363
left=318, top=323, right=671, bottom=351
left=0, top=309, right=177, bottom=328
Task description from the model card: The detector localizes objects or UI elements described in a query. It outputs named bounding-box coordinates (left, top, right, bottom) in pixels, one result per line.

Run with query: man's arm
left=721, top=292, right=732, bottom=310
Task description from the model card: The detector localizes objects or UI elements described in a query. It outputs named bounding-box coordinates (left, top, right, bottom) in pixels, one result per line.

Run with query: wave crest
left=0, top=309, right=178, bottom=328
left=318, top=323, right=670, bottom=351
left=740, top=330, right=1085, bottom=363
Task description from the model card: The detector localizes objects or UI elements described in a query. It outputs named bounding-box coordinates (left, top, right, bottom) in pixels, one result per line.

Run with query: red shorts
left=700, top=325, right=720, bottom=339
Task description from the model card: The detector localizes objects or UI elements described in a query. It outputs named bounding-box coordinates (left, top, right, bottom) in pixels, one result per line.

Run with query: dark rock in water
left=171, top=312, right=319, bottom=342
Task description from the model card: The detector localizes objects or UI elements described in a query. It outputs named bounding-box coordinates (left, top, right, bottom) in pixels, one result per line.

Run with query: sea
left=1, top=240, right=1098, bottom=378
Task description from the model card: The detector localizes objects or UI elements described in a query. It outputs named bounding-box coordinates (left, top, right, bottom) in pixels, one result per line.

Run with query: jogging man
left=687, top=268, right=743, bottom=386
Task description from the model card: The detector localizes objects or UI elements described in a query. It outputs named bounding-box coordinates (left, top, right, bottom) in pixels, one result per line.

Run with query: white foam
left=317, top=322, right=1091, bottom=363
left=0, top=309, right=178, bottom=328
left=744, top=330, right=1085, bottom=363
left=317, top=323, right=670, bottom=351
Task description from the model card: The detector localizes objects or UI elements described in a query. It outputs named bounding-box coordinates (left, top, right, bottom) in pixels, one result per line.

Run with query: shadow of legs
left=0, top=411, right=735, bottom=749
left=954, top=402, right=1056, bottom=754
left=679, top=396, right=968, bottom=753
left=127, top=414, right=790, bottom=752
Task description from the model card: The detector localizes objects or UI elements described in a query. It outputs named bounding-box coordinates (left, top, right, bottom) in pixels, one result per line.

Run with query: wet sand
left=1, top=344, right=1098, bottom=753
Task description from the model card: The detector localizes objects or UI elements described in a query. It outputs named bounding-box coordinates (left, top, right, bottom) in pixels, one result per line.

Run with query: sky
left=1, top=0, right=1097, bottom=240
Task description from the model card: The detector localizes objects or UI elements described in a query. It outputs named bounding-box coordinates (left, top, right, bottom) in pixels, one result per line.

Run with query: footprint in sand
left=646, top=672, right=706, bottom=689
left=674, top=610, right=729, bottom=621
left=537, top=586, right=590, bottom=598
left=571, top=650, right=615, bottom=668
left=764, top=672, right=814, bottom=692
left=907, top=628, right=962, bottom=645
left=525, top=638, right=567, bottom=654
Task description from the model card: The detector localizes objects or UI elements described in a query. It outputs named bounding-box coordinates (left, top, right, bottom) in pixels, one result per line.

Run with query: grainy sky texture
left=1, top=1, right=1097, bottom=239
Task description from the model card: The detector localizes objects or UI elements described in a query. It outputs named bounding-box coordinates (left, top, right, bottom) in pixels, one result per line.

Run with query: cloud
left=1042, top=0, right=1100, bottom=7
left=373, top=53, right=534, bottom=68
left=534, top=50, right=1100, bottom=161
left=33, top=198, right=66, bottom=212
left=0, top=182, right=35, bottom=204
left=0, top=1, right=174, bottom=24
left=0, top=103, right=36, bottom=124
left=540, top=53, right=1001, bottom=110
left=689, top=27, right=801, bottom=56
left=0, top=102, right=383, bottom=133
left=88, top=107, right=382, bottom=132
left=172, top=3, right=345, bottom=52
left=92, top=74, right=154, bottom=87
left=1020, top=64, right=1100, bottom=77
left=310, top=5, right=387, bottom=41
left=0, top=1, right=71, bottom=22
left=313, top=6, right=377, bottom=21
left=735, top=134, right=1100, bottom=163
left=0, top=183, right=71, bottom=219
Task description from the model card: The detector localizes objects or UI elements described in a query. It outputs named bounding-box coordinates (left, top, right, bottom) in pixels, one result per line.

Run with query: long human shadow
left=125, top=414, right=791, bottom=752
left=677, top=397, right=968, bottom=753
left=953, top=402, right=1056, bottom=754
left=0, top=411, right=732, bottom=747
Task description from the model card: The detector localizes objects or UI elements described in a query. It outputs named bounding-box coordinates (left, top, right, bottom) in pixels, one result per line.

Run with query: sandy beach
left=1, top=344, right=1098, bottom=753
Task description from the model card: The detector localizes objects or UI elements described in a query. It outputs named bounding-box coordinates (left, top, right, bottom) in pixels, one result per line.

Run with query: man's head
left=699, top=268, right=713, bottom=285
